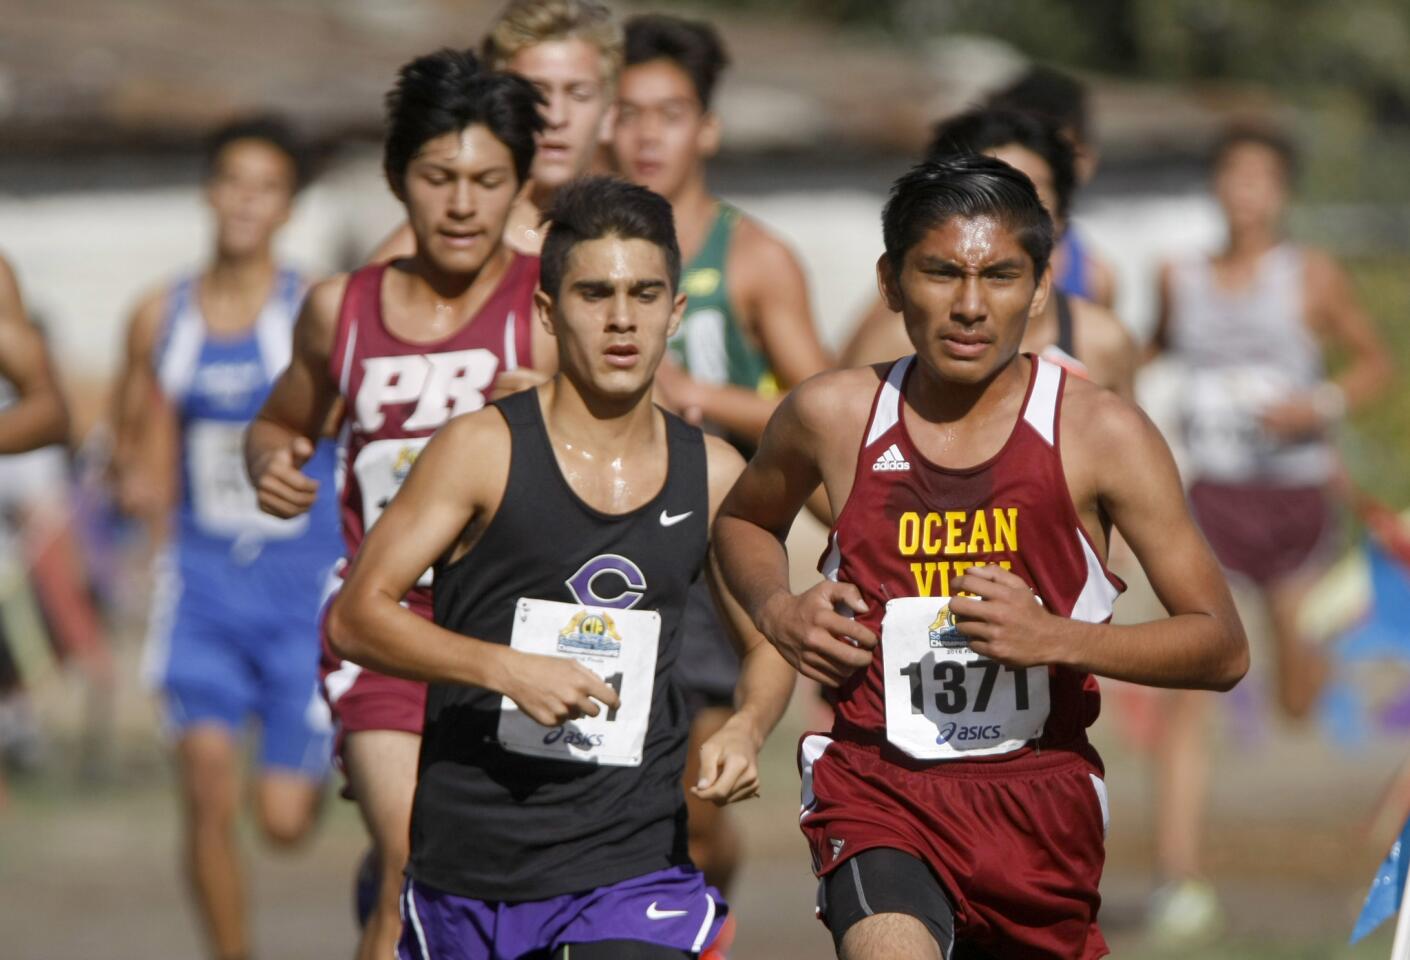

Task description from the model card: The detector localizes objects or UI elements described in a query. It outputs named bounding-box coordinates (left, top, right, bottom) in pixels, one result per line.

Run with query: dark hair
left=623, top=14, right=729, bottom=110
left=205, top=114, right=311, bottom=191
left=382, top=48, right=545, bottom=193
left=986, top=65, right=1090, bottom=146
left=882, top=155, right=1055, bottom=278
left=1211, top=122, right=1298, bottom=180
left=540, top=176, right=681, bottom=297
left=926, top=107, right=1076, bottom=224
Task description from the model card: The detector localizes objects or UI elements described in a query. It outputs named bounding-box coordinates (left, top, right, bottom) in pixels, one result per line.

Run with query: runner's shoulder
left=702, top=433, right=748, bottom=514
left=1069, top=296, right=1135, bottom=363
left=296, top=273, right=352, bottom=355
left=1059, top=374, right=1156, bottom=451
left=728, top=211, right=806, bottom=284
left=787, top=364, right=893, bottom=436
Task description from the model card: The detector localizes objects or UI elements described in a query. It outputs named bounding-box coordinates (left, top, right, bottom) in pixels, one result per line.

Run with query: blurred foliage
left=663, top=0, right=1410, bottom=122
left=1338, top=258, right=1410, bottom=506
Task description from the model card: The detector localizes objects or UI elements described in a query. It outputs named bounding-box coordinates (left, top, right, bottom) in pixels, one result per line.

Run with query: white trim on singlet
left=253, top=272, right=301, bottom=380
left=1022, top=357, right=1062, bottom=447
left=156, top=283, right=204, bottom=402
left=863, top=356, right=914, bottom=448
left=502, top=310, right=519, bottom=371
left=691, top=891, right=718, bottom=953
left=337, top=313, right=360, bottom=398
left=1071, top=533, right=1121, bottom=624
left=820, top=532, right=842, bottom=583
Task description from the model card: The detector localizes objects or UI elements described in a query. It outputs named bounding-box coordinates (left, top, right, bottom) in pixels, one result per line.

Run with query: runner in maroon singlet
left=714, top=156, right=1249, bottom=959
left=244, top=51, right=547, bottom=960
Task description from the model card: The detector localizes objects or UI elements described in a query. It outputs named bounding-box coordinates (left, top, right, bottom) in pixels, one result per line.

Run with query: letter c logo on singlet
left=566, top=554, right=647, bottom=610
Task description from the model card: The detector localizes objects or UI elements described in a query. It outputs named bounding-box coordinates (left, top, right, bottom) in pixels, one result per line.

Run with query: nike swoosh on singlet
left=659, top=509, right=693, bottom=527
left=646, top=901, right=690, bottom=920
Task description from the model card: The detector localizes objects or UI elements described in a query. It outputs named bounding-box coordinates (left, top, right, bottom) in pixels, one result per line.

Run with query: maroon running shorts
left=800, top=732, right=1110, bottom=959
left=1189, top=480, right=1337, bottom=587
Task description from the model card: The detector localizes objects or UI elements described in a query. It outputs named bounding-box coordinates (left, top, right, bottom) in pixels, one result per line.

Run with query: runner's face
left=988, top=144, right=1064, bottom=234
left=510, top=39, right=613, bottom=191
left=206, top=139, right=296, bottom=259
left=539, top=236, right=685, bottom=400
left=400, top=126, right=522, bottom=276
left=1215, top=141, right=1289, bottom=234
left=881, top=215, right=1049, bottom=385
left=613, top=60, right=718, bottom=200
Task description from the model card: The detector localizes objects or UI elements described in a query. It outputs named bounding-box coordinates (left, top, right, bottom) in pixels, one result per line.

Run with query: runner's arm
left=110, top=288, right=176, bottom=517
left=713, top=375, right=877, bottom=688
left=244, top=276, right=344, bottom=518
left=326, top=408, right=619, bottom=724
left=695, top=437, right=796, bottom=804
left=953, top=392, right=1249, bottom=690
left=840, top=295, right=909, bottom=368
left=1305, top=250, right=1393, bottom=412
left=0, top=258, right=69, bottom=454
left=1142, top=261, right=1175, bottom=364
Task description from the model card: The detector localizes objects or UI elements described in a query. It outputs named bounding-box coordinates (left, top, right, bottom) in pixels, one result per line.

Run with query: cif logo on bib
left=928, top=603, right=967, bottom=649
left=557, top=611, right=623, bottom=657
left=565, top=554, right=647, bottom=610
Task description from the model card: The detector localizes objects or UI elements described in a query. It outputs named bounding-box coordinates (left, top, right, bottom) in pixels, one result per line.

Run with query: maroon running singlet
left=801, top=355, right=1125, bottom=959
left=320, top=255, right=540, bottom=744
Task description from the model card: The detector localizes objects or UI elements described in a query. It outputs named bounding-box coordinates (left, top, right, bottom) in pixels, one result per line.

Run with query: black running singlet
left=410, top=388, right=710, bottom=901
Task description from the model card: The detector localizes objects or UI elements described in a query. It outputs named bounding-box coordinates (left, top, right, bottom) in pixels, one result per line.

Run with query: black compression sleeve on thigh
left=821, top=848, right=957, bottom=956
left=555, top=941, right=694, bottom=960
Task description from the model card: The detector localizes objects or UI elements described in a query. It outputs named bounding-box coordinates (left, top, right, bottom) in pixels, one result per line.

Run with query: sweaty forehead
left=565, top=236, right=669, bottom=284
left=909, top=214, right=1026, bottom=267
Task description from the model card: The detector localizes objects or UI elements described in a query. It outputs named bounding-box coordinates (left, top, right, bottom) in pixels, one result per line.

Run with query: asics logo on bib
left=873, top=443, right=911, bottom=471
left=936, top=721, right=1003, bottom=745
left=565, top=554, right=647, bottom=609
left=355, top=349, right=500, bottom=432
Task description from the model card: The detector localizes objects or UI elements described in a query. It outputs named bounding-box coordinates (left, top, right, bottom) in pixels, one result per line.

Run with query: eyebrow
left=570, top=278, right=668, bottom=295
left=912, top=255, right=1027, bottom=273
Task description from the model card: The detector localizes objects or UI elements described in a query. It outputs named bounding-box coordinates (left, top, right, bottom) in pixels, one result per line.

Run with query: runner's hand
left=490, top=367, right=550, bottom=401
left=252, top=435, right=319, bottom=518
left=1260, top=397, right=1328, bottom=440
left=950, top=565, right=1055, bottom=668
left=758, top=581, right=876, bottom=688
left=501, top=650, right=621, bottom=727
left=693, top=716, right=762, bottom=806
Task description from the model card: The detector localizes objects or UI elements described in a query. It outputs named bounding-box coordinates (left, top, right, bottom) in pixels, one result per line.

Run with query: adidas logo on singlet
left=872, top=443, right=911, bottom=472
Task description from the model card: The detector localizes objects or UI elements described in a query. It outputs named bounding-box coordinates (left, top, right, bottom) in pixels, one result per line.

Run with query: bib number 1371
left=882, top=596, right=1050, bottom=760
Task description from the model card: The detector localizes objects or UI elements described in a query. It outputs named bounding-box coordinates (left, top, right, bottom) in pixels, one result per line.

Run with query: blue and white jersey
left=154, top=267, right=340, bottom=565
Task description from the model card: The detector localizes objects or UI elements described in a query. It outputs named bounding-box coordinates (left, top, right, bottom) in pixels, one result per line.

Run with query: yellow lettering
left=994, top=508, right=1018, bottom=553
left=910, top=562, right=936, bottom=597
left=923, top=513, right=943, bottom=555
left=944, top=511, right=967, bottom=555
left=999, top=560, right=1013, bottom=571
left=899, top=512, right=920, bottom=556
left=968, top=508, right=991, bottom=553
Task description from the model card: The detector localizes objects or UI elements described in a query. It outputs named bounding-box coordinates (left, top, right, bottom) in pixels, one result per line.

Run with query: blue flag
left=1353, top=812, right=1410, bottom=943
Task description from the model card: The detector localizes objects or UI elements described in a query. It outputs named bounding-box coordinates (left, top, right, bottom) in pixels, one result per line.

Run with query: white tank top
left=1168, top=244, right=1332, bottom=486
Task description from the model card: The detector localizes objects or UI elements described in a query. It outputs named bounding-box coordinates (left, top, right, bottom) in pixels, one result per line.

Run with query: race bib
left=1181, top=367, right=1288, bottom=481
left=188, top=420, right=307, bottom=539
left=353, top=436, right=432, bottom=586
left=497, top=597, right=660, bottom=767
left=882, top=596, right=1049, bottom=760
